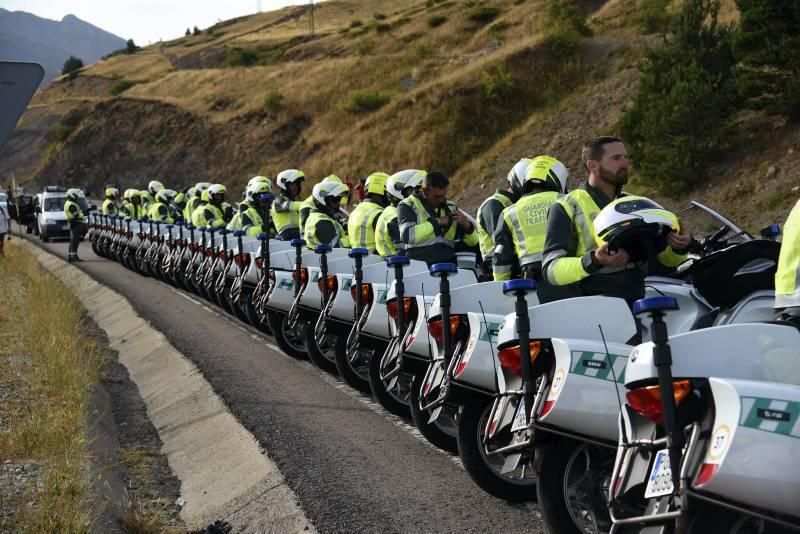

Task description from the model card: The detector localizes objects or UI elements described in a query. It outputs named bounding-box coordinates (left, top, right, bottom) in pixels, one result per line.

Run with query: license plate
left=644, top=449, right=674, bottom=498
left=511, top=397, right=528, bottom=432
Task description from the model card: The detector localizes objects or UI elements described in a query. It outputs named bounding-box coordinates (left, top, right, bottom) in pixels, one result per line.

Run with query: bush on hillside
left=61, top=56, right=83, bottom=79
left=541, top=0, right=592, bottom=57
left=341, top=90, right=391, bottom=112
left=428, top=15, right=447, bottom=27
left=109, top=79, right=137, bottom=96
left=621, top=0, right=738, bottom=195
left=263, top=88, right=284, bottom=114
left=631, top=0, right=673, bottom=35
left=468, top=6, right=502, bottom=25
left=224, top=47, right=258, bottom=67
left=734, top=0, right=800, bottom=117
left=126, top=39, right=138, bottom=54
left=353, top=39, right=375, bottom=56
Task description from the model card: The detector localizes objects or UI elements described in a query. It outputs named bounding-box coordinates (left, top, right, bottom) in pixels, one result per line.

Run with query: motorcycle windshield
left=677, top=201, right=752, bottom=244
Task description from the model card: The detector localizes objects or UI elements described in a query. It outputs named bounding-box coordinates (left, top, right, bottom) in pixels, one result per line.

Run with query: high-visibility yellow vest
left=102, top=199, right=118, bottom=216
left=271, top=194, right=301, bottom=235
left=776, top=198, right=800, bottom=308
left=502, top=191, right=561, bottom=267
left=477, top=191, right=514, bottom=257
left=375, top=205, right=399, bottom=257
left=304, top=210, right=351, bottom=249
left=64, top=199, right=83, bottom=222
left=147, top=201, right=173, bottom=223
left=125, top=203, right=146, bottom=222
left=347, top=199, right=384, bottom=251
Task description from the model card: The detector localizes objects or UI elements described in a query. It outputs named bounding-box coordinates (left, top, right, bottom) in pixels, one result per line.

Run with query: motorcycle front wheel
left=457, top=396, right=537, bottom=502
left=535, top=438, right=614, bottom=534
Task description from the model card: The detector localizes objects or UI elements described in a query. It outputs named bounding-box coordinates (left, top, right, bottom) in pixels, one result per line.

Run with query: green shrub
left=375, top=23, right=391, bottom=33
left=52, top=109, right=88, bottom=143
left=401, top=31, right=424, bottom=43
left=428, top=15, right=447, bottom=27
left=621, top=0, right=738, bottom=195
left=263, top=88, right=284, bottom=114
left=61, top=56, right=83, bottom=80
left=373, top=13, right=387, bottom=20
left=481, top=64, right=515, bottom=101
left=350, top=19, right=364, bottom=28
left=353, top=39, right=375, bottom=56
left=488, top=21, right=510, bottom=40
left=109, top=79, right=136, bottom=96
left=541, top=0, right=592, bottom=58
left=342, top=90, right=391, bottom=112
left=467, top=6, right=501, bottom=25
left=415, top=43, right=434, bottom=59
left=631, top=0, right=673, bottom=34
left=224, top=47, right=258, bottom=67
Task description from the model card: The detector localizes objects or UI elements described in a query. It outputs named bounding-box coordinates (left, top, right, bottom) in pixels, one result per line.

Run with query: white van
left=35, top=186, right=90, bottom=242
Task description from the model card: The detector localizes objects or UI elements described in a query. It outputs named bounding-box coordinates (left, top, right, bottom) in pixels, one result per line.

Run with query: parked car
left=35, top=186, right=91, bottom=242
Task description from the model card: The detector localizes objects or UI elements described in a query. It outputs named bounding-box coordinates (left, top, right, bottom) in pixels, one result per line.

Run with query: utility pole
left=308, top=1, right=315, bottom=35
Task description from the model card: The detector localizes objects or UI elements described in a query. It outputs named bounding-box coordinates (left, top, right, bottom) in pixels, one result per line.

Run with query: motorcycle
left=607, top=297, right=800, bottom=533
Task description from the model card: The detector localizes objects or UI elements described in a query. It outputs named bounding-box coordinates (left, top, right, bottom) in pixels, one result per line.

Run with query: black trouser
left=68, top=221, right=86, bottom=257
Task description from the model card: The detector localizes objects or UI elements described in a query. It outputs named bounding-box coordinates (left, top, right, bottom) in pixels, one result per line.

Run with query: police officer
left=123, top=189, right=146, bottom=221
left=299, top=175, right=347, bottom=235
left=304, top=180, right=351, bottom=249
left=173, top=189, right=188, bottom=223
left=229, top=180, right=274, bottom=237
left=148, top=189, right=177, bottom=223
left=542, top=136, right=692, bottom=303
left=775, top=197, right=800, bottom=318
left=397, top=171, right=478, bottom=265
left=476, top=159, right=528, bottom=279
left=347, top=172, right=389, bottom=252
left=185, top=182, right=211, bottom=222
left=375, top=169, right=426, bottom=258
left=193, top=184, right=227, bottom=228
left=271, top=169, right=305, bottom=240
left=493, top=156, right=570, bottom=301
left=102, top=187, right=120, bottom=216
left=64, top=188, right=86, bottom=262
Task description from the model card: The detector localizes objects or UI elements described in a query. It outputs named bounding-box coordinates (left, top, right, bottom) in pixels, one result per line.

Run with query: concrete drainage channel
left=18, top=240, right=314, bottom=533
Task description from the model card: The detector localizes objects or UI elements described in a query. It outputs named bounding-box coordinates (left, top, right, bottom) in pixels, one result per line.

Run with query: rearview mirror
left=760, top=224, right=780, bottom=240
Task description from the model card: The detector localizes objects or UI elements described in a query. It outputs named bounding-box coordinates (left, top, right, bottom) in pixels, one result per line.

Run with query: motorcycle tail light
left=350, top=283, right=372, bottom=304
left=625, top=380, right=692, bottom=424
left=318, top=274, right=337, bottom=294
left=428, top=315, right=464, bottom=347
left=293, top=268, right=308, bottom=286
left=386, top=297, right=416, bottom=320
left=694, top=462, right=720, bottom=487
left=234, top=253, right=251, bottom=268
left=497, top=342, right=542, bottom=377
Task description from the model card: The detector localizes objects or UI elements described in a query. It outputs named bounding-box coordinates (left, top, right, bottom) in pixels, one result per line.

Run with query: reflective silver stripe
left=505, top=207, right=530, bottom=258
left=519, top=252, right=543, bottom=265
left=563, top=195, right=597, bottom=253
left=493, top=264, right=511, bottom=274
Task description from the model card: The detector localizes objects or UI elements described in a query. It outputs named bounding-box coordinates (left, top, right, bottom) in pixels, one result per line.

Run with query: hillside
left=0, top=9, right=126, bottom=85
left=0, top=0, right=797, bottom=232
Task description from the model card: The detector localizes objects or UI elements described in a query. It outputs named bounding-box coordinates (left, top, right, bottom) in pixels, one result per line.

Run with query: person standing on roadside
left=64, top=188, right=86, bottom=262
left=0, top=200, right=10, bottom=257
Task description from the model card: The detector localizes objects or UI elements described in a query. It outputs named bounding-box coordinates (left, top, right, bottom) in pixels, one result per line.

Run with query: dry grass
left=0, top=243, right=102, bottom=532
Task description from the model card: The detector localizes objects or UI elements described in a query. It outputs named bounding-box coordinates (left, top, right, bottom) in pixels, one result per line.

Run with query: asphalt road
left=18, top=227, right=542, bottom=533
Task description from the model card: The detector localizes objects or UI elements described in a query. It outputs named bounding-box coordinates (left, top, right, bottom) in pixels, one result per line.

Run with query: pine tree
left=193, top=26, right=201, bottom=36
left=733, top=0, right=800, bottom=117
left=620, top=0, right=738, bottom=195
left=185, top=28, right=191, bottom=36
left=126, top=39, right=137, bottom=54
left=61, top=56, right=84, bottom=78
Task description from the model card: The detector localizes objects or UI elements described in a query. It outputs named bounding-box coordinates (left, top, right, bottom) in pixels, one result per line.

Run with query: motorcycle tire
left=245, top=297, right=272, bottom=335
left=266, top=310, right=307, bottom=360
left=409, top=372, right=458, bottom=454
left=334, top=336, right=373, bottom=393
left=457, top=396, right=537, bottom=502
left=304, top=322, right=340, bottom=374
left=535, top=439, right=613, bottom=534
left=367, top=338, right=411, bottom=418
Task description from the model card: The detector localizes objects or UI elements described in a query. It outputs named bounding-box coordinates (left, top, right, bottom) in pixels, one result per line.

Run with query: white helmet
left=312, top=181, right=349, bottom=206
left=276, top=169, right=305, bottom=191
left=208, top=184, right=227, bottom=198
left=66, top=188, right=83, bottom=201
left=155, top=188, right=177, bottom=204
left=386, top=169, right=426, bottom=201
left=245, top=180, right=273, bottom=202
left=195, top=182, right=212, bottom=192
left=594, top=196, right=679, bottom=262
left=507, top=158, right=533, bottom=194
left=248, top=175, right=271, bottom=187
left=524, top=155, right=569, bottom=194
left=148, top=180, right=165, bottom=196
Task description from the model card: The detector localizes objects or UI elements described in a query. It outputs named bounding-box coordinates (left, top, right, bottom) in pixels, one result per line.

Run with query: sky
left=0, top=0, right=311, bottom=45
